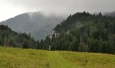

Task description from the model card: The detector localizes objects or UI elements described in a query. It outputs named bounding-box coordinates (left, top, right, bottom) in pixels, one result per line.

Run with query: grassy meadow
left=0, top=46, right=115, bottom=68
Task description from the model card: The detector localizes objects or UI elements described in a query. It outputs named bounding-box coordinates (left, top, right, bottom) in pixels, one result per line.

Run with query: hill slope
left=0, top=12, right=65, bottom=40
left=0, top=46, right=115, bottom=68
left=41, top=11, right=115, bottom=54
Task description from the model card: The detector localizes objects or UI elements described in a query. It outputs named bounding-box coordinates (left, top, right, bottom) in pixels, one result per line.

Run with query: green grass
left=0, top=46, right=115, bottom=68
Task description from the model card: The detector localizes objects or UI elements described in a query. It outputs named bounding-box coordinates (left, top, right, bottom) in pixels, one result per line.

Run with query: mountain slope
left=0, top=12, right=65, bottom=40
left=42, top=11, right=115, bottom=54
left=0, top=46, right=115, bottom=68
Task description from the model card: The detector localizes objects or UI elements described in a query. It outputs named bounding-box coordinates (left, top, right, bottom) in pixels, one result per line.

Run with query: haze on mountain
left=1, top=0, right=115, bottom=22
left=104, top=11, right=115, bottom=17
left=1, top=0, right=115, bottom=40
left=0, top=12, right=65, bottom=40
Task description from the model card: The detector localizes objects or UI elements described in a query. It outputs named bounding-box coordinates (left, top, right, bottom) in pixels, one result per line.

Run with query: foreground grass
left=0, top=47, right=115, bottom=68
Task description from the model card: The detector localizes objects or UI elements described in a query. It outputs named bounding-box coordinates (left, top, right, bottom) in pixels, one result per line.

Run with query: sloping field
left=0, top=46, right=115, bottom=68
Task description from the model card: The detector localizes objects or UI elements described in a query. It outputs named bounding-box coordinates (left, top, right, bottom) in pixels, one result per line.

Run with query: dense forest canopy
left=41, top=11, right=115, bottom=54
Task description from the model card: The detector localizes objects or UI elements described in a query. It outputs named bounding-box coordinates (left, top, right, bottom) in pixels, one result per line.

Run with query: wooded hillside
left=42, top=12, right=115, bottom=54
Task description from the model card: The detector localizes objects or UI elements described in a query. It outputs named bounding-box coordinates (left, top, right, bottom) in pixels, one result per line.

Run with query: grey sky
left=0, top=0, right=115, bottom=21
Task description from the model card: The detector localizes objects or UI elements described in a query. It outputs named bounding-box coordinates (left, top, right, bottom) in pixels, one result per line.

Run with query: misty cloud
left=1, top=0, right=115, bottom=21
left=3, top=0, right=115, bottom=14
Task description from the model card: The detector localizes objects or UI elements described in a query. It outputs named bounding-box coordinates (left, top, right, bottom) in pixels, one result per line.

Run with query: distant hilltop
left=0, top=11, right=65, bottom=40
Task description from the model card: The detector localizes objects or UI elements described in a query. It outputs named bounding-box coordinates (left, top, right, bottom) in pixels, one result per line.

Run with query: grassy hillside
left=0, top=46, right=115, bottom=68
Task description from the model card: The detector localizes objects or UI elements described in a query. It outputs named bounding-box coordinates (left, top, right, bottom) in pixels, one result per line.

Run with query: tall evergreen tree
left=22, top=39, right=28, bottom=48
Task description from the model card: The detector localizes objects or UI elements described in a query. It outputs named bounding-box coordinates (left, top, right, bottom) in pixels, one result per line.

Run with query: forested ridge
left=0, top=25, right=37, bottom=48
left=41, top=11, right=115, bottom=54
left=1, top=11, right=115, bottom=54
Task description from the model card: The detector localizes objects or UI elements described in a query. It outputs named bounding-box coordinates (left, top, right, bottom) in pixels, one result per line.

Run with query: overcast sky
left=0, top=0, right=115, bottom=21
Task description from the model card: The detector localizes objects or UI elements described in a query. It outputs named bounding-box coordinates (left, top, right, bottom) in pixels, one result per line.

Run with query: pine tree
left=22, top=39, right=28, bottom=48
left=0, top=37, right=4, bottom=46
